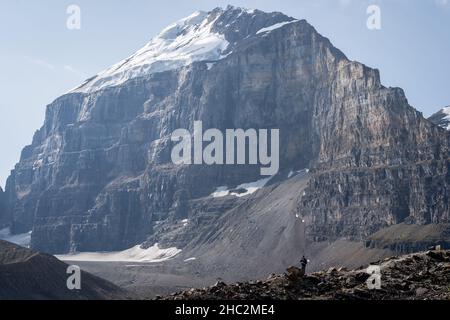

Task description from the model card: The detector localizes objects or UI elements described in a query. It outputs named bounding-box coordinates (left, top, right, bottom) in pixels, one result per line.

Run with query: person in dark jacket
left=300, top=255, right=308, bottom=275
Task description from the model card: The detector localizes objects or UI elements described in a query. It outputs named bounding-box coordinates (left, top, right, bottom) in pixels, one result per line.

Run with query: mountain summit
left=72, top=6, right=295, bottom=93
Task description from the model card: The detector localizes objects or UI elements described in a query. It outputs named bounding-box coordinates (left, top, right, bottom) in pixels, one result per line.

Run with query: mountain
left=70, top=8, right=292, bottom=94
left=163, top=249, right=450, bottom=300
left=0, top=187, right=6, bottom=227
left=429, top=106, right=450, bottom=130
left=1, top=5, right=449, bottom=280
left=4, top=6, right=301, bottom=253
left=0, top=240, right=131, bottom=299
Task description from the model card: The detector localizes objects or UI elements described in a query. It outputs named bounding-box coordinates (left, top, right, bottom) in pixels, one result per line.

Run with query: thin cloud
left=23, top=56, right=55, bottom=71
left=64, top=65, right=84, bottom=76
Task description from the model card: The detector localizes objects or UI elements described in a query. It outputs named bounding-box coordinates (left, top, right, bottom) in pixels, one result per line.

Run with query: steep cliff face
left=3, top=6, right=450, bottom=255
left=0, top=187, right=6, bottom=228
left=5, top=7, right=319, bottom=253
left=299, top=91, right=450, bottom=240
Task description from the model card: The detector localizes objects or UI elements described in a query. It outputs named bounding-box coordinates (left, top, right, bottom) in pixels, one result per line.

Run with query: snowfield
left=68, top=7, right=298, bottom=94
left=256, top=20, right=298, bottom=34
left=57, top=243, right=182, bottom=263
left=70, top=11, right=230, bottom=93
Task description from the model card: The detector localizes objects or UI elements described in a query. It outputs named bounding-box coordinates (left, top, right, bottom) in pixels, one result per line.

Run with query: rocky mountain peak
left=211, top=5, right=295, bottom=41
left=70, top=7, right=296, bottom=93
left=428, top=106, right=450, bottom=130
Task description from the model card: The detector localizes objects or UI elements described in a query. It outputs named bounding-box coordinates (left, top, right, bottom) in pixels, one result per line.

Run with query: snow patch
left=235, top=177, right=272, bottom=196
left=212, top=186, right=230, bottom=198
left=33, top=158, right=44, bottom=170
left=57, top=243, right=181, bottom=263
left=0, top=228, right=32, bottom=247
left=184, top=257, right=197, bottom=262
left=256, top=20, right=298, bottom=35
left=442, top=106, right=450, bottom=117
left=211, top=177, right=272, bottom=198
left=71, top=11, right=230, bottom=93
left=288, top=168, right=310, bottom=178
left=441, top=106, right=450, bottom=130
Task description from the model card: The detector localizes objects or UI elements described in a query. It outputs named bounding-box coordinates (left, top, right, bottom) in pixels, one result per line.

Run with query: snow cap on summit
left=70, top=6, right=295, bottom=93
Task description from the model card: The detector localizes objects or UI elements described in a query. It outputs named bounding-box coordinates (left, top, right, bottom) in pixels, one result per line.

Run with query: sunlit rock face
left=2, top=6, right=449, bottom=255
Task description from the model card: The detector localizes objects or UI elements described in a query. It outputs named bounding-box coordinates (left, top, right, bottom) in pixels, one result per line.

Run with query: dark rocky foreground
left=162, top=250, right=450, bottom=300
left=0, top=240, right=132, bottom=300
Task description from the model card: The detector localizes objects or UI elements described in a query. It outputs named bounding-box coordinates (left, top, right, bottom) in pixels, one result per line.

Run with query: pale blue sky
left=0, top=0, right=449, bottom=188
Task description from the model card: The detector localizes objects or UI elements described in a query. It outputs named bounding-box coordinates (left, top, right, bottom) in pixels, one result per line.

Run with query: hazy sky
left=0, top=0, right=449, bottom=188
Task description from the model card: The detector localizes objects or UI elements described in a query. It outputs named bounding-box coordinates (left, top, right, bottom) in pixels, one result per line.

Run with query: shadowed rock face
left=2, top=6, right=450, bottom=256
left=365, top=223, right=450, bottom=254
left=0, top=187, right=6, bottom=227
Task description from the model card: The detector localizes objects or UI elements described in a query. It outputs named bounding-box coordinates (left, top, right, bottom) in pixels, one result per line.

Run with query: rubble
left=161, top=250, right=450, bottom=300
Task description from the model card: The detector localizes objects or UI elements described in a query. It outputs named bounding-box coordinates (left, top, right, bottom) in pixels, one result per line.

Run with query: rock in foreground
left=0, top=240, right=132, bottom=300
left=162, top=250, right=450, bottom=300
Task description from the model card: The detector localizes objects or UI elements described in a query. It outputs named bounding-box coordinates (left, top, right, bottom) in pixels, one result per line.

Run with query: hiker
left=300, top=255, right=308, bottom=275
